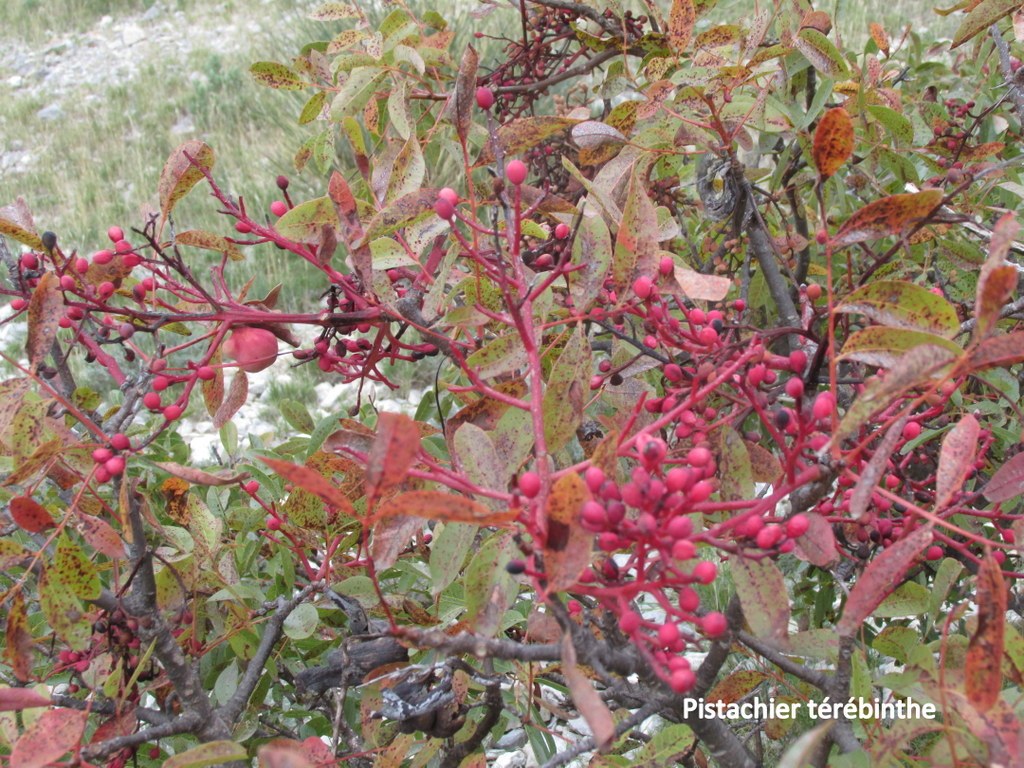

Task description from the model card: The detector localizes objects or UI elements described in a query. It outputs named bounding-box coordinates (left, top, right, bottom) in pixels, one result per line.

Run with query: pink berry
left=815, top=229, right=828, bottom=244
left=98, top=281, right=115, bottom=299
left=670, top=668, right=696, bottom=693
left=698, top=326, right=718, bottom=345
left=266, top=516, right=282, bottom=531
left=554, top=223, right=570, bottom=239
left=10, top=298, right=28, bottom=311
left=60, top=275, right=75, bottom=291
left=925, top=545, right=944, bottom=561
left=114, top=240, right=132, bottom=254
left=618, top=610, right=642, bottom=634
left=756, top=524, right=783, bottom=550
left=163, top=404, right=183, bottom=421
left=633, top=275, right=654, bottom=300
left=687, top=446, right=712, bottom=468
left=659, top=256, right=675, bottom=276
left=107, top=226, right=124, bottom=242
left=518, top=471, right=541, bottom=498
left=505, top=159, right=527, bottom=185
left=786, top=514, right=810, bottom=538
left=92, top=447, right=113, bottom=464
left=104, top=456, right=126, bottom=476
left=152, top=376, right=170, bottom=392
left=693, top=561, right=717, bottom=584
left=902, top=421, right=922, bottom=440
left=93, top=249, right=114, bottom=265
left=581, top=500, right=608, bottom=529
left=438, top=187, right=459, bottom=206
left=689, top=480, right=713, bottom=503
left=111, top=433, right=131, bottom=451
left=702, top=611, right=728, bottom=637
left=811, top=392, right=834, bottom=421
left=196, top=366, right=215, bottom=381
left=75, top=258, right=89, bottom=274
left=235, top=221, right=253, bottom=234
left=433, top=197, right=455, bottom=220
left=785, top=377, right=805, bottom=399
left=658, top=622, right=680, bottom=646
left=679, top=587, right=700, bottom=612
left=20, top=253, right=39, bottom=270
left=667, top=515, right=693, bottom=540
left=143, top=392, right=162, bottom=410
left=475, top=86, right=495, bottom=109
left=244, top=480, right=260, bottom=495
left=584, top=466, right=606, bottom=493
left=270, top=200, right=288, bottom=217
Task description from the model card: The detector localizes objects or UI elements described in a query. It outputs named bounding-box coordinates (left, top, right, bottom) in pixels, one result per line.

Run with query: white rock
left=121, top=23, right=147, bottom=46
left=493, top=752, right=527, bottom=768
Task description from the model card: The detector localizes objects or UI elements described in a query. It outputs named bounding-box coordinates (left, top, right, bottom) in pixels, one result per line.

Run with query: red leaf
left=25, top=271, right=63, bottom=374
left=792, top=513, right=839, bottom=567
left=260, top=457, right=356, bottom=516
left=152, top=461, right=249, bottom=486
left=836, top=526, right=933, bottom=637
left=965, top=553, right=1007, bottom=712
left=813, top=107, right=854, bottom=179
left=974, top=213, right=1019, bottom=340
left=967, top=331, right=1024, bottom=370
left=9, top=496, right=55, bottom=533
left=935, top=414, right=980, bottom=510
left=366, top=413, right=421, bottom=498
left=561, top=634, right=616, bottom=752
left=373, top=490, right=514, bottom=525
left=850, top=417, right=907, bottom=519
left=213, top=369, right=248, bottom=428
left=89, top=711, right=137, bottom=744
left=257, top=739, right=316, bottom=768
left=542, top=473, right=593, bottom=594
left=832, top=190, right=943, bottom=248
left=10, top=708, right=87, bottom=768
left=983, top=451, right=1024, bottom=503
left=3, top=592, right=33, bottom=682
left=0, top=686, right=50, bottom=712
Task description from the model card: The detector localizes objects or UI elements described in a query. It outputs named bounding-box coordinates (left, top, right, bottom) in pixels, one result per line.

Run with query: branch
left=219, top=581, right=324, bottom=723
left=50, top=695, right=170, bottom=726
left=82, top=712, right=200, bottom=761
left=990, top=24, right=1024, bottom=122
left=959, top=294, right=1024, bottom=335
left=736, top=630, right=829, bottom=689
left=539, top=697, right=668, bottom=768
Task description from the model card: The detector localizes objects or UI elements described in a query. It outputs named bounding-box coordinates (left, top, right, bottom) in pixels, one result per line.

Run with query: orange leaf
left=965, top=553, right=1007, bottom=712
left=374, top=490, right=515, bottom=525
left=3, top=592, right=33, bottom=682
left=260, top=457, right=356, bottom=516
left=667, top=0, right=696, bottom=54
left=869, top=22, right=890, bottom=55
left=812, top=107, right=854, bottom=179
left=836, top=526, right=933, bottom=637
left=974, top=213, right=1020, bottom=341
left=9, top=496, right=55, bottom=533
left=935, top=414, right=980, bottom=510
left=832, top=190, right=943, bottom=249
left=25, top=271, right=63, bottom=374
left=158, top=140, right=214, bottom=231
left=366, top=413, right=421, bottom=498
left=542, top=473, right=593, bottom=594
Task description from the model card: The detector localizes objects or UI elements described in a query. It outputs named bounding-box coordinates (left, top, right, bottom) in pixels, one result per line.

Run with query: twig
left=538, top=697, right=667, bottom=768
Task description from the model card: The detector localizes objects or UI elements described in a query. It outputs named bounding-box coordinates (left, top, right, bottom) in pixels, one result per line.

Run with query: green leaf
left=283, top=603, right=319, bottom=640
left=839, top=326, right=963, bottom=368
left=53, top=535, right=100, bottom=600
left=569, top=213, right=612, bottom=310
left=929, top=557, right=964, bottom=619
left=731, top=556, right=789, bottom=641
left=952, top=0, right=1021, bottom=48
left=464, top=533, right=517, bottom=636
left=465, top=333, right=529, bottom=380
left=298, top=90, right=327, bottom=125
left=249, top=61, right=306, bottom=90
left=612, top=169, right=658, bottom=295
left=867, top=104, right=913, bottom=146
left=874, top=581, right=930, bottom=617
left=274, top=196, right=338, bottom=243
left=794, top=28, right=849, bottom=78
left=330, top=67, right=386, bottom=120
left=429, top=522, right=476, bottom=596
left=280, top=399, right=315, bottom=434
left=835, top=280, right=961, bottom=338
left=385, top=136, right=425, bottom=203
left=542, top=327, right=590, bottom=452
left=387, top=80, right=412, bottom=140
left=163, top=741, right=248, bottom=768
left=39, top=568, right=91, bottom=650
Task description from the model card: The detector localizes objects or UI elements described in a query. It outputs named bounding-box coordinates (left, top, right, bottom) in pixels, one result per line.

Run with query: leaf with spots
left=965, top=553, right=1006, bottom=712
left=812, top=107, right=854, bottom=179
left=836, top=526, right=933, bottom=637
left=794, top=27, right=849, bottom=78
left=9, top=708, right=88, bottom=768
left=363, top=188, right=437, bottom=241
left=869, top=22, right=890, bottom=55
left=983, top=451, right=1024, bottom=503
left=792, top=513, right=839, bottom=567
left=935, top=414, right=980, bottom=510
left=40, top=567, right=91, bottom=650
left=9, top=495, right=55, bottom=533
left=25, top=271, right=63, bottom=374
left=374, top=490, right=515, bottom=525
left=385, top=136, right=425, bottom=203
left=476, top=117, right=579, bottom=165
left=451, top=44, right=478, bottom=145
left=543, top=473, right=593, bottom=594
left=249, top=61, right=307, bottom=89
left=612, top=170, right=658, bottom=295
left=831, top=190, right=943, bottom=249
left=835, top=280, right=960, bottom=338
left=667, top=0, right=696, bottom=54
left=73, top=514, right=125, bottom=559
left=309, top=2, right=361, bottom=21
left=175, top=229, right=244, bottom=261
left=366, top=412, right=421, bottom=497
left=839, top=326, right=963, bottom=369
left=707, top=670, right=769, bottom=704
left=973, top=213, right=1020, bottom=341
left=542, top=327, right=590, bottom=453
left=4, top=592, right=33, bottom=682
left=261, top=457, right=356, bottom=517
left=274, top=196, right=338, bottom=244
left=163, top=741, right=248, bottom=768
left=0, top=197, right=43, bottom=249
left=732, top=556, right=789, bottom=641
left=213, top=369, right=248, bottom=429
left=967, top=331, right=1024, bottom=371
left=952, top=0, right=1021, bottom=48
left=53, top=534, right=100, bottom=600
left=158, top=141, right=215, bottom=232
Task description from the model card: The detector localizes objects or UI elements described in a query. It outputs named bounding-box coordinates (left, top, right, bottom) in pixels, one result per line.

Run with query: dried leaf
left=839, top=326, right=963, bottom=368
left=869, top=22, right=890, bottom=55
left=374, top=490, right=515, bottom=525
left=966, top=331, right=1024, bottom=370
left=451, top=45, right=478, bottom=145
left=158, top=141, right=214, bottom=231
left=25, top=271, right=63, bottom=374
left=0, top=197, right=43, bottom=249
left=152, top=461, right=249, bottom=486
left=707, top=670, right=769, bottom=704
left=4, top=592, right=33, bottom=682
left=476, top=117, right=578, bottom=165
left=667, top=0, right=696, bottom=54
left=542, top=473, right=593, bottom=594
left=213, top=370, right=248, bottom=429
left=561, top=634, right=616, bottom=752
left=973, top=213, right=1019, bottom=341
left=672, top=263, right=732, bottom=301
left=952, top=0, right=1021, bottom=48
left=850, top=417, right=907, bottom=519
left=965, top=553, right=1007, bottom=712
left=935, top=414, right=980, bottom=510
left=176, top=229, right=245, bottom=261
left=836, top=526, right=933, bottom=636
left=812, top=107, right=854, bottom=179
left=258, top=740, right=316, bottom=768
left=831, top=190, right=943, bottom=249
left=260, top=457, right=356, bottom=516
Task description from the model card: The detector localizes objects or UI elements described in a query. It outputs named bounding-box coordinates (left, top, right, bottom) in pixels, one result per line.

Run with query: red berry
left=633, top=275, right=654, bottom=300
left=786, top=514, right=810, bottom=538
left=244, top=480, right=260, bottom=495
left=222, top=327, right=279, bottom=373
left=678, top=586, right=700, bottom=612
left=689, top=480, right=713, bottom=503
left=789, top=349, right=808, bottom=374
left=148, top=747, right=160, bottom=759
left=618, top=610, right=642, bottom=634
left=925, top=545, right=944, bottom=561
left=815, top=229, right=828, bottom=244
left=692, top=560, right=717, bottom=584
left=111, top=433, right=131, bottom=451
left=143, top=392, right=162, bottom=410
left=505, top=159, right=527, bottom=185
left=518, top=471, right=541, bottom=498
left=438, top=187, right=459, bottom=206
left=163, top=404, right=183, bottom=421
left=97, top=281, right=115, bottom=299
left=114, top=240, right=132, bottom=254
left=756, top=524, right=783, bottom=549
left=554, top=223, right=570, bottom=239
left=581, top=500, right=608, bottom=529
left=584, top=466, right=605, bottom=492
left=667, top=515, right=693, bottom=539
left=811, top=392, right=835, bottom=421
left=235, top=221, right=253, bottom=234
left=702, top=611, right=728, bottom=637
left=104, top=456, right=126, bottom=476
left=270, top=200, right=288, bottom=217
left=10, top=297, right=27, bottom=311
left=93, top=447, right=113, bottom=464
left=902, top=421, right=922, bottom=440
left=434, top=198, right=456, bottom=220
left=276, top=175, right=290, bottom=190
left=107, top=226, right=124, bottom=242
left=20, top=253, right=39, bottom=270
left=687, top=446, right=712, bottom=468
left=733, top=298, right=746, bottom=312
left=266, top=516, right=282, bottom=531
left=785, top=377, right=805, bottom=399
left=670, top=668, right=696, bottom=693
left=75, top=257, right=89, bottom=274
left=806, top=283, right=823, bottom=301
left=475, top=86, right=495, bottom=109
left=196, top=365, right=216, bottom=381
left=658, top=622, right=680, bottom=646
left=659, top=256, right=675, bottom=276
left=698, top=326, right=718, bottom=345
left=93, top=249, right=114, bottom=265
